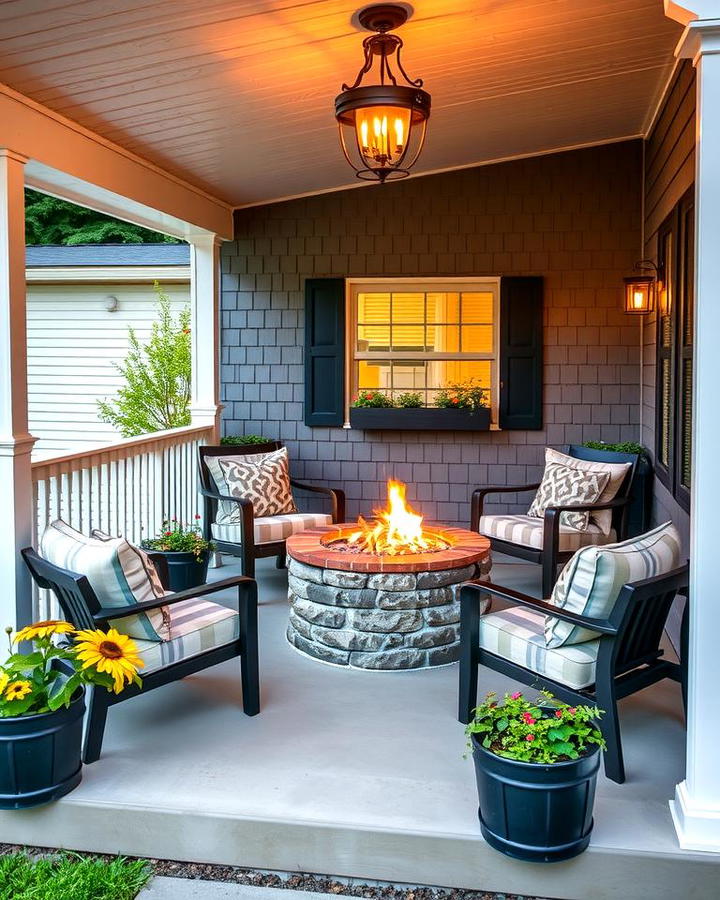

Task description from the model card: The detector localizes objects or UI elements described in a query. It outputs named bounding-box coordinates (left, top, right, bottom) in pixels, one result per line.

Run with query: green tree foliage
left=25, top=188, right=179, bottom=245
left=98, top=284, right=192, bottom=437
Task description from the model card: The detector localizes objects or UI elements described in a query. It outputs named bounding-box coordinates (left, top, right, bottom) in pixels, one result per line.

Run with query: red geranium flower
left=510, top=691, right=522, bottom=700
left=522, top=712, right=536, bottom=725
left=555, top=709, right=563, bottom=718
left=526, top=734, right=535, bottom=742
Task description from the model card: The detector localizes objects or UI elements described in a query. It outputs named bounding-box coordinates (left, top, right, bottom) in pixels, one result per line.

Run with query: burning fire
left=345, top=480, right=448, bottom=556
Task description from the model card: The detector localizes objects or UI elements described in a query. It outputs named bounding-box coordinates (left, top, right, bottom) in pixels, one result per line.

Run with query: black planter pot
left=471, top=735, right=601, bottom=863
left=349, top=407, right=491, bottom=431
left=151, top=550, right=210, bottom=592
left=0, top=688, right=85, bottom=809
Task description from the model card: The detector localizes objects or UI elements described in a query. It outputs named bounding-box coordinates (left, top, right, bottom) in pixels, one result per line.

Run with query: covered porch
left=2, top=0, right=720, bottom=892
left=1, top=556, right=712, bottom=900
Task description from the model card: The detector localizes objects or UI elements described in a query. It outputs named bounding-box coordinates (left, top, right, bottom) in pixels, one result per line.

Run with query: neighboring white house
left=26, top=244, right=191, bottom=459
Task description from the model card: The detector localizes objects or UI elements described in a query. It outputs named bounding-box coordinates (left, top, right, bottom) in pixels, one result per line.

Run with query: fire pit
left=285, top=481, right=491, bottom=670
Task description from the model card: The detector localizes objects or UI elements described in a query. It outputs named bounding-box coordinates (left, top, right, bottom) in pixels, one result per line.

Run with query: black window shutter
left=304, top=278, right=346, bottom=427
left=499, top=276, right=543, bottom=430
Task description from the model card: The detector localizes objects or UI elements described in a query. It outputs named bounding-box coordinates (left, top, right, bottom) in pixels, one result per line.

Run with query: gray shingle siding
left=220, top=141, right=642, bottom=526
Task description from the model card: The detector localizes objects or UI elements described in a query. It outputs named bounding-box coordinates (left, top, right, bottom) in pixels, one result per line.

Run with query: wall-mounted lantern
left=623, top=261, right=658, bottom=315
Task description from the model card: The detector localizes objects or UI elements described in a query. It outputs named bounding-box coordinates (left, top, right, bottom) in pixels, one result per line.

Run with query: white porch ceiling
left=0, top=1, right=682, bottom=208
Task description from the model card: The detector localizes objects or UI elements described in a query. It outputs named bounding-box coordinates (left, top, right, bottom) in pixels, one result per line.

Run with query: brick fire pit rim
left=286, top=523, right=491, bottom=574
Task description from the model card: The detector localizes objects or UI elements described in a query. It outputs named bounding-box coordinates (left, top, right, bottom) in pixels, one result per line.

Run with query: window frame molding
left=344, top=276, right=501, bottom=427
left=654, top=186, right=695, bottom=513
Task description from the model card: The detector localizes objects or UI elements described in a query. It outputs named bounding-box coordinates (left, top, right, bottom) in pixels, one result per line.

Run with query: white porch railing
left=31, top=424, right=215, bottom=619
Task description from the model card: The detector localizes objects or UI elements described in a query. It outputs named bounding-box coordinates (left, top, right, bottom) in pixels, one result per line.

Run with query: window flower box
left=349, top=406, right=491, bottom=431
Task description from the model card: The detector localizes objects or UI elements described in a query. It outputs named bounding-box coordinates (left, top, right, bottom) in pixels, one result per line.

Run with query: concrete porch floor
left=1, top=555, right=717, bottom=899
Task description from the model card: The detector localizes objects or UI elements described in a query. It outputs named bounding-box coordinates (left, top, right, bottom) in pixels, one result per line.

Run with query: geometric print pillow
left=218, top=447, right=297, bottom=518
left=528, top=461, right=610, bottom=532
left=544, top=521, right=682, bottom=648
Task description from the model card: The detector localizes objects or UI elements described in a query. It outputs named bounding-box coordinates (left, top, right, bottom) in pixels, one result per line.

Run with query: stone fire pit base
left=285, top=552, right=492, bottom=671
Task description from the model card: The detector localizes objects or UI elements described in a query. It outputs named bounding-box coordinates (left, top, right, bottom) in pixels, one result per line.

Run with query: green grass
left=0, top=852, right=151, bottom=900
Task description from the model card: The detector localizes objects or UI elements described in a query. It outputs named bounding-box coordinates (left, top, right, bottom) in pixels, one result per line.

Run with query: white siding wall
left=26, top=279, right=190, bottom=458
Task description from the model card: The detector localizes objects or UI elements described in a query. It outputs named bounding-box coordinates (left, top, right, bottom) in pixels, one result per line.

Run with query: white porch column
left=188, top=234, right=223, bottom=441
left=0, top=149, right=35, bottom=629
left=665, top=0, right=720, bottom=852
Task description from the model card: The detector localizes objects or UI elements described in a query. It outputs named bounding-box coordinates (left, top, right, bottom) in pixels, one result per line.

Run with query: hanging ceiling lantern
left=335, top=4, right=431, bottom=183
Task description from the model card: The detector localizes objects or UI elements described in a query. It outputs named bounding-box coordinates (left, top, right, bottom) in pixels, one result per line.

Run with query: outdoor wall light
left=335, top=4, right=431, bottom=183
left=623, top=261, right=658, bottom=315
left=104, top=295, right=119, bottom=312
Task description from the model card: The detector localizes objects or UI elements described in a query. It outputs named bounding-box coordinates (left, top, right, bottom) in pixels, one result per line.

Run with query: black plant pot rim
left=140, top=546, right=209, bottom=559
left=471, top=732, right=602, bottom=769
left=0, top=686, right=85, bottom=725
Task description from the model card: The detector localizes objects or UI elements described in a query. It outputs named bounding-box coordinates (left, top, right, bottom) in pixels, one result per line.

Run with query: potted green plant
left=220, top=434, right=270, bottom=446
left=466, top=691, right=605, bottom=862
left=141, top=517, right=214, bottom=591
left=0, top=620, right=142, bottom=809
left=349, top=382, right=492, bottom=431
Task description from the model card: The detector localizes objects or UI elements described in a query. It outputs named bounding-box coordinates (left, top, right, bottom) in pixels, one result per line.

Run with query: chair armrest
left=290, top=480, right=346, bottom=523
left=543, top=496, right=630, bottom=515
left=459, top=581, right=618, bottom=635
left=471, top=483, right=541, bottom=530
left=92, top=575, right=256, bottom=624
left=199, top=486, right=254, bottom=511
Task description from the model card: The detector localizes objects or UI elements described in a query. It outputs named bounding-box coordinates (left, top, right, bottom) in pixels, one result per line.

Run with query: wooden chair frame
left=22, top=547, right=259, bottom=764
left=198, top=441, right=345, bottom=577
left=458, top=564, right=688, bottom=783
left=470, top=446, right=639, bottom=597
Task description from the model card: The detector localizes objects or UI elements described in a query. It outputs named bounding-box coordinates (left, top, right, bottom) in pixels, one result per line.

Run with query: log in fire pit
left=285, top=481, right=491, bottom=670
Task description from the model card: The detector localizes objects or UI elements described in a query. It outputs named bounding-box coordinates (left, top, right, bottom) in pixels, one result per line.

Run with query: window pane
left=427, top=359, right=492, bottom=389
left=461, top=292, right=494, bottom=323
left=683, top=209, right=695, bottom=347
left=391, top=323, right=425, bottom=351
left=391, top=360, right=426, bottom=393
left=391, top=292, right=425, bottom=323
left=357, top=292, right=390, bottom=323
left=357, top=324, right=389, bottom=351
left=426, top=324, right=459, bottom=352
left=426, top=292, right=459, bottom=323
left=461, top=325, right=493, bottom=352
left=660, top=357, right=671, bottom=467
left=660, top=232, right=673, bottom=349
left=681, top=358, right=692, bottom=490
left=357, top=360, right=390, bottom=391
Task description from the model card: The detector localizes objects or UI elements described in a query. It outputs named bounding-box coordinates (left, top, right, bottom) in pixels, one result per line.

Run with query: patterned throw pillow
left=40, top=520, right=170, bottom=642
left=528, top=462, right=610, bottom=532
left=543, top=448, right=631, bottom=535
left=545, top=521, right=682, bottom=648
left=218, top=447, right=297, bottom=518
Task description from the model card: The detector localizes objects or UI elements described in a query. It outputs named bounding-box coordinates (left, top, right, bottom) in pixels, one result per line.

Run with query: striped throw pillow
left=40, top=520, right=170, bottom=642
left=544, top=521, right=682, bottom=648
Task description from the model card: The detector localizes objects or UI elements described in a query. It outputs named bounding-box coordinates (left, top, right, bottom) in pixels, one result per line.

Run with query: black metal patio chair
left=22, top=547, right=259, bottom=764
left=458, top=565, right=688, bottom=783
left=198, top=441, right=345, bottom=578
left=471, top=445, right=639, bottom=597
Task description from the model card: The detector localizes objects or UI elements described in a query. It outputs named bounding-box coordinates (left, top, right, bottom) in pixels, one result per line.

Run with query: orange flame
left=346, top=480, right=447, bottom=556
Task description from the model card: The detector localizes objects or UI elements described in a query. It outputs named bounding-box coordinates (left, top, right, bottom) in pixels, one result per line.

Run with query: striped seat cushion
left=212, top=513, right=332, bottom=545
left=479, top=514, right=616, bottom=553
left=132, top=597, right=239, bottom=673
left=478, top=606, right=599, bottom=690
left=40, top=520, right=170, bottom=642
left=545, top=521, right=682, bottom=648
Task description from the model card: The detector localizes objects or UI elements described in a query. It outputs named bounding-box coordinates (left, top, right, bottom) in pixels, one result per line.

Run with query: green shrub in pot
left=466, top=691, right=605, bottom=862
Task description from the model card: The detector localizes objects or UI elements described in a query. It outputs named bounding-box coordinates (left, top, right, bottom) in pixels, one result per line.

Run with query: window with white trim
left=347, top=278, right=501, bottom=422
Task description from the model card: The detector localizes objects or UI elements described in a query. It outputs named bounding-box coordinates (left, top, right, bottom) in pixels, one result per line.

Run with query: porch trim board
left=666, top=0, right=720, bottom=852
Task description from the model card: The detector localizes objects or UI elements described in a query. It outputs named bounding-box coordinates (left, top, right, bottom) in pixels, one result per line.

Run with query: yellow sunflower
left=5, top=680, right=32, bottom=701
left=0, top=672, right=9, bottom=695
left=73, top=628, right=144, bottom=694
left=14, top=620, right=75, bottom=643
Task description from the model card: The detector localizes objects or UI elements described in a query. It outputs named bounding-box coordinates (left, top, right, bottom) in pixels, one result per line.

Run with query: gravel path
left=0, top=844, right=553, bottom=900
